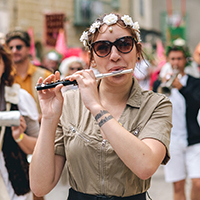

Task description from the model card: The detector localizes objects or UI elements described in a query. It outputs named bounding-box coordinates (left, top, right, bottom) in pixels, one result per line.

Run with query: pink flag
left=149, top=39, right=166, bottom=89
left=55, top=29, right=68, bottom=57
left=27, top=27, right=36, bottom=59
left=27, top=27, right=41, bottom=66
left=157, top=39, right=165, bottom=59
left=156, top=39, right=166, bottom=70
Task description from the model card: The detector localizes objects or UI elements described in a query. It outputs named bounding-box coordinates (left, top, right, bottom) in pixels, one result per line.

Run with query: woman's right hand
left=37, top=71, right=64, bottom=120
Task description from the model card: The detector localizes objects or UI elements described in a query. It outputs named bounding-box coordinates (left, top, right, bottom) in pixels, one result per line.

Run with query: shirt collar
left=126, top=76, right=142, bottom=108
left=14, top=62, right=37, bottom=79
left=27, top=62, right=37, bottom=76
left=97, top=76, right=142, bottom=108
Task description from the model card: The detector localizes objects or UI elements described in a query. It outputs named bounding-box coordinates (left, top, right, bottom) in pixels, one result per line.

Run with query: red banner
left=44, top=13, right=65, bottom=46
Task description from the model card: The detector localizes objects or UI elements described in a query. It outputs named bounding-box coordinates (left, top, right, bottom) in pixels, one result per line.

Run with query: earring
left=138, top=57, right=140, bottom=61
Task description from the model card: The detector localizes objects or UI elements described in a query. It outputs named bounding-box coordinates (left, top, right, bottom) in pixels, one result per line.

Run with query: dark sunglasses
left=91, top=36, right=136, bottom=58
left=9, top=45, right=24, bottom=51
left=69, top=67, right=83, bottom=71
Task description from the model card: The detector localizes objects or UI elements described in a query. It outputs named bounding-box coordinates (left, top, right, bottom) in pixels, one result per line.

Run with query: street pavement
left=148, top=165, right=191, bottom=200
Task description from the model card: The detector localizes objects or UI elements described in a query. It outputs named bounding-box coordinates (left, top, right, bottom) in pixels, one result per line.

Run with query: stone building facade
left=0, top=0, right=200, bottom=58
left=0, top=0, right=128, bottom=57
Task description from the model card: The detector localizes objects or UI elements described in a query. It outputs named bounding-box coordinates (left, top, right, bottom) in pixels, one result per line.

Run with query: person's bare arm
left=30, top=72, right=65, bottom=196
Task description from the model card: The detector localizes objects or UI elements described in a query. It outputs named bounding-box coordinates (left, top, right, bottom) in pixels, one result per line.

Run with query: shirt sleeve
left=54, top=120, right=66, bottom=157
left=18, top=88, right=39, bottom=121
left=18, top=89, right=39, bottom=137
left=138, top=95, right=172, bottom=164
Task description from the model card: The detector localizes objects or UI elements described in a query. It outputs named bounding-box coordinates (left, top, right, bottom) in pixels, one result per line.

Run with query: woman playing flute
left=30, top=13, right=172, bottom=200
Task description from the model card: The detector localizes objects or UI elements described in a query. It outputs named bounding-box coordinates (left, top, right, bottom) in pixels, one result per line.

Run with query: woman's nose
left=109, top=45, right=121, bottom=61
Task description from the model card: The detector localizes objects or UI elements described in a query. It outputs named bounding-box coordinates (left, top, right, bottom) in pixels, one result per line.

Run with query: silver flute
left=35, top=68, right=133, bottom=91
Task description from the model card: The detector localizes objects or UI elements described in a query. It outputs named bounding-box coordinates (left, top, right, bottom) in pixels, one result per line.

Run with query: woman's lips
left=109, top=67, right=126, bottom=72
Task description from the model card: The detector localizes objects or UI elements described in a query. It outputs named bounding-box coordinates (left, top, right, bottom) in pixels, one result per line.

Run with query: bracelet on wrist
left=15, top=133, right=24, bottom=143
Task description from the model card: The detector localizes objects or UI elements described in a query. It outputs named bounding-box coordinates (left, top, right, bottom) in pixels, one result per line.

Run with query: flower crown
left=80, top=14, right=141, bottom=48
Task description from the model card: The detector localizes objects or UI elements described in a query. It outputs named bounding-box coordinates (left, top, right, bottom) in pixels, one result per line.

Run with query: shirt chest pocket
left=64, top=124, right=102, bottom=148
left=64, top=124, right=102, bottom=173
left=66, top=125, right=91, bottom=143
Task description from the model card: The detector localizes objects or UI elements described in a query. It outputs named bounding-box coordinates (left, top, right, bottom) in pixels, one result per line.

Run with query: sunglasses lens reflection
left=92, top=36, right=134, bottom=57
left=93, top=42, right=111, bottom=57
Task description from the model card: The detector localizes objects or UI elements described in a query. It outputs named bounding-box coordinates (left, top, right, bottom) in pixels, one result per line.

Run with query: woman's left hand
left=11, top=115, right=27, bottom=140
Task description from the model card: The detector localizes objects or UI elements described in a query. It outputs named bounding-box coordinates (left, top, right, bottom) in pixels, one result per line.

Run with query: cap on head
left=47, top=51, right=60, bottom=61
left=59, top=56, right=84, bottom=76
left=6, top=30, right=30, bottom=47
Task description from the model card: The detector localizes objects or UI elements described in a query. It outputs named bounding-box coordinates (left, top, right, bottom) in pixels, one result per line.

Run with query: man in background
left=5, top=30, right=52, bottom=122
left=157, top=44, right=200, bottom=200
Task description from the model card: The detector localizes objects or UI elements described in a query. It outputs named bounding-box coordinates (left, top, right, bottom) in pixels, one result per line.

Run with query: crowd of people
left=0, top=11, right=200, bottom=200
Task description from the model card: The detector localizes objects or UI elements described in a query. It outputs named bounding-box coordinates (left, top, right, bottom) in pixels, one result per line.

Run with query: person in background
left=59, top=56, right=86, bottom=92
left=30, top=13, right=172, bottom=200
left=156, top=44, right=200, bottom=200
left=192, top=42, right=200, bottom=77
left=133, top=58, right=151, bottom=90
left=192, top=42, right=200, bottom=127
left=5, top=30, right=52, bottom=122
left=0, top=43, right=39, bottom=200
left=159, top=38, right=199, bottom=79
left=42, top=51, right=61, bottom=73
left=59, top=56, right=85, bottom=78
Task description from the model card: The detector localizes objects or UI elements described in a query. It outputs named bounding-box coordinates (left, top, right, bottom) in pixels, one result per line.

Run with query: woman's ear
left=135, top=42, right=142, bottom=61
left=90, top=60, right=97, bottom=68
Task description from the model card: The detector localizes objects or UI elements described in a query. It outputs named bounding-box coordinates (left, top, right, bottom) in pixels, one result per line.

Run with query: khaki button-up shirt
left=55, top=77, right=172, bottom=197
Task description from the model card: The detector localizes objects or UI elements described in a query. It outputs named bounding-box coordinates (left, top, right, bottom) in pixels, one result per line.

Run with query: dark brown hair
left=0, top=44, right=15, bottom=86
left=5, top=30, right=31, bottom=47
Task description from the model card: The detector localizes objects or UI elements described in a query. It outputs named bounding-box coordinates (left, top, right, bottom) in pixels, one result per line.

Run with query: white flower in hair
left=80, top=31, right=88, bottom=47
left=83, top=40, right=87, bottom=47
left=121, top=15, right=134, bottom=27
left=136, top=32, right=142, bottom=42
left=89, top=21, right=101, bottom=33
left=132, top=22, right=140, bottom=32
left=80, top=13, right=142, bottom=46
left=103, top=13, right=118, bottom=25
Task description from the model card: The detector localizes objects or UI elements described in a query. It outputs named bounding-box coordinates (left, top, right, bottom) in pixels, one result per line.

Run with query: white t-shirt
left=134, top=60, right=150, bottom=90
left=169, top=75, right=188, bottom=145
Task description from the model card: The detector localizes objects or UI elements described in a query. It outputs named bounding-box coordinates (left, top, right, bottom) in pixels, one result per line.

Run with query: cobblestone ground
left=148, top=165, right=191, bottom=200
